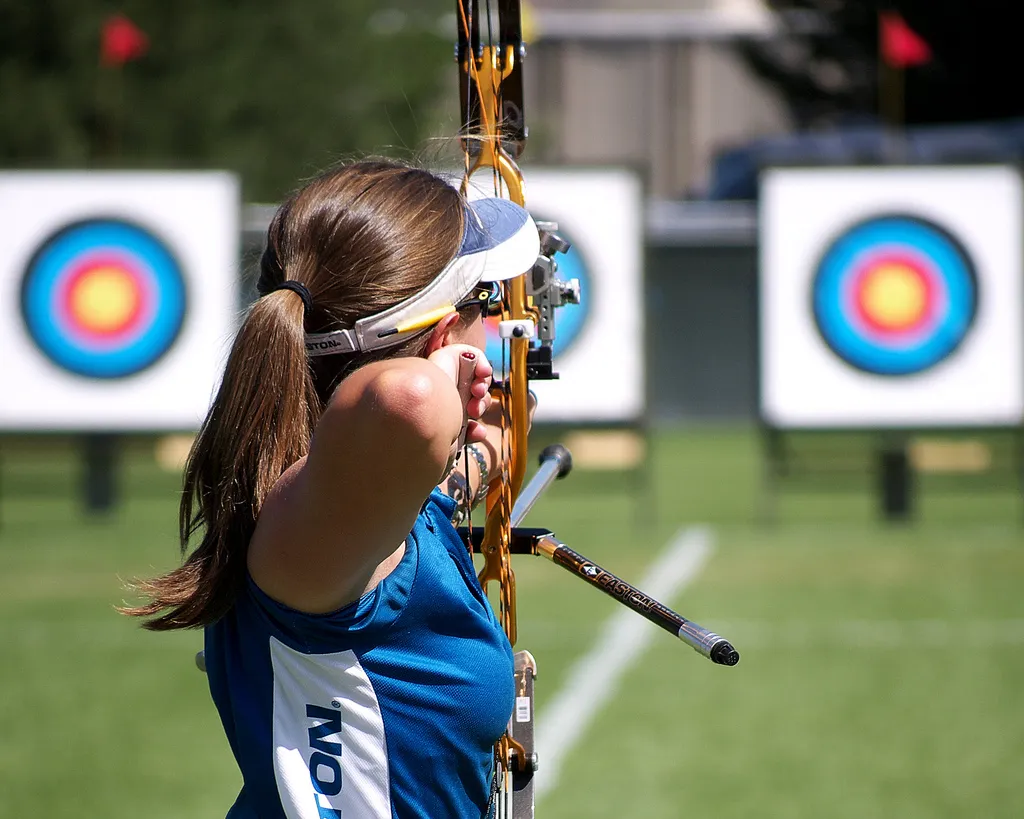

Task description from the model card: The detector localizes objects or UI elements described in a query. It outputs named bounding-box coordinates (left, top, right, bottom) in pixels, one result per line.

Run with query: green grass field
left=1, top=428, right=1022, bottom=818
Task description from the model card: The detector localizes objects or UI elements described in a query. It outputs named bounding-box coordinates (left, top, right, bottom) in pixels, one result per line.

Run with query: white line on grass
left=533, top=525, right=714, bottom=801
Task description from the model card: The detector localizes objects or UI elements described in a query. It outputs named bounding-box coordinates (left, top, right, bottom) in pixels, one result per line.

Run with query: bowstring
left=484, top=0, right=514, bottom=638
left=458, top=0, right=475, bottom=539
left=460, top=0, right=519, bottom=805
left=461, top=0, right=515, bottom=606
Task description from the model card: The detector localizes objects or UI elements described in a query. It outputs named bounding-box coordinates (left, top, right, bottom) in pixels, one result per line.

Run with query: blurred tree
left=742, top=0, right=1024, bottom=129
left=0, top=0, right=454, bottom=200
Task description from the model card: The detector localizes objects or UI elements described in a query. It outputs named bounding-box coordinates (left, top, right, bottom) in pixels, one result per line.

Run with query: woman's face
left=452, top=309, right=487, bottom=351
left=450, top=300, right=489, bottom=352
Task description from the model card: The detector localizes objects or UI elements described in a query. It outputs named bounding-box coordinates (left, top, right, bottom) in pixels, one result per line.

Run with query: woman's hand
left=427, top=344, right=493, bottom=446
left=478, top=387, right=538, bottom=430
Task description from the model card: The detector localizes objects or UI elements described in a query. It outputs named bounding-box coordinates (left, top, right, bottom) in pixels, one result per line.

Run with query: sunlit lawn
left=1, top=429, right=1022, bottom=818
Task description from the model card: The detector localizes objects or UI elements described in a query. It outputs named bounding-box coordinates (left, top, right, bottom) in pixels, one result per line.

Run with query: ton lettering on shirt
left=306, top=703, right=343, bottom=818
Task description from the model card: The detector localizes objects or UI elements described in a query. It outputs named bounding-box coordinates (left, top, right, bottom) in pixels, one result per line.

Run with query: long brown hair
left=121, top=159, right=466, bottom=630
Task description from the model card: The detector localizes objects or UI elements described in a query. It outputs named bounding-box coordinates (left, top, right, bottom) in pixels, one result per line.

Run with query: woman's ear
left=424, top=311, right=463, bottom=356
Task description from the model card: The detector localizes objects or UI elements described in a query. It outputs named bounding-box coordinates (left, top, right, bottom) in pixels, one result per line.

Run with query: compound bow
left=455, top=3, right=542, bottom=812
left=455, top=2, right=739, bottom=817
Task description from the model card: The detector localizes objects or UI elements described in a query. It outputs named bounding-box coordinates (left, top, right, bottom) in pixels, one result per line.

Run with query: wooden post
left=878, top=435, right=913, bottom=521
left=82, top=433, right=119, bottom=513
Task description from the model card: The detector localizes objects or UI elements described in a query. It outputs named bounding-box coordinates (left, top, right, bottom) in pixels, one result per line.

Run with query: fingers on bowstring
left=456, top=350, right=478, bottom=410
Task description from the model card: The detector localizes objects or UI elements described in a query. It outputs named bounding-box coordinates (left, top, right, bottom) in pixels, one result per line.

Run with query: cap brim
left=461, top=198, right=541, bottom=283
left=305, top=196, right=541, bottom=356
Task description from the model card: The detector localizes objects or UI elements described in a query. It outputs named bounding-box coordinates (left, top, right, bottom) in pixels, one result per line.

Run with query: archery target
left=811, top=215, right=977, bottom=376
left=0, top=171, right=239, bottom=431
left=760, top=165, right=1024, bottom=428
left=20, top=219, right=187, bottom=379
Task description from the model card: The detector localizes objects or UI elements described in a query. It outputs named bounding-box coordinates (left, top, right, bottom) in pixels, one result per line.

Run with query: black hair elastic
left=271, top=281, right=313, bottom=314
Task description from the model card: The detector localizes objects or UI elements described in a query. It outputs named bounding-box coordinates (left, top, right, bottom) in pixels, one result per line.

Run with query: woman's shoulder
left=239, top=488, right=455, bottom=641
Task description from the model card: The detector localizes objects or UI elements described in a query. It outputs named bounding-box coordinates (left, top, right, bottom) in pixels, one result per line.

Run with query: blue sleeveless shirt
left=204, top=489, right=515, bottom=819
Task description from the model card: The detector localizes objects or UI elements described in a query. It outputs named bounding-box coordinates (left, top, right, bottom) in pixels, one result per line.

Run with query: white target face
left=760, top=165, right=1024, bottom=429
left=0, top=172, right=239, bottom=431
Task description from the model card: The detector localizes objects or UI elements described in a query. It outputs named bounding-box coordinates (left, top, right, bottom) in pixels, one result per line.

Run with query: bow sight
left=526, top=222, right=581, bottom=380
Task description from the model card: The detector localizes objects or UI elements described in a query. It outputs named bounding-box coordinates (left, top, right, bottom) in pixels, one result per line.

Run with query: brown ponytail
left=121, top=158, right=465, bottom=629
left=122, top=289, right=319, bottom=629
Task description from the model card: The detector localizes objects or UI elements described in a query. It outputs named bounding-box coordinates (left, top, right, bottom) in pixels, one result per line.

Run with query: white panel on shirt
left=270, top=637, right=391, bottom=819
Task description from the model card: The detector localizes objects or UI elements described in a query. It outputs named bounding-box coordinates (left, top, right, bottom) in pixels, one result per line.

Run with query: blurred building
left=526, top=0, right=792, bottom=197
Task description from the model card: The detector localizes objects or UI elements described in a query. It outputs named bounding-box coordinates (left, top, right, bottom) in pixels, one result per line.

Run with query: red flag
left=101, top=14, right=149, bottom=66
left=879, top=11, right=932, bottom=69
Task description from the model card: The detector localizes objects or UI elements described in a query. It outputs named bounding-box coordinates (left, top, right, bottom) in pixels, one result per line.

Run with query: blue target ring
left=20, top=219, right=187, bottom=379
left=484, top=227, right=590, bottom=369
left=812, top=215, right=977, bottom=376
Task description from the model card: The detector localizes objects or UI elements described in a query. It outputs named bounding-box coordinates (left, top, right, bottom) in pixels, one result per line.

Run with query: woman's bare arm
left=247, top=352, right=486, bottom=613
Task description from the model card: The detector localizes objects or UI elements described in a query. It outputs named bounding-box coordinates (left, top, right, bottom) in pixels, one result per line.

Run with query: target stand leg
left=82, top=433, right=119, bottom=514
left=878, top=435, right=914, bottom=522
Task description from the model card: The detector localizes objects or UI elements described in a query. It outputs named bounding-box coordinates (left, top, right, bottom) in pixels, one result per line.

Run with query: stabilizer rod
left=460, top=525, right=739, bottom=667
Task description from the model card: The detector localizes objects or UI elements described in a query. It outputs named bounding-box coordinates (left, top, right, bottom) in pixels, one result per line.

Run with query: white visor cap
left=305, top=197, right=540, bottom=357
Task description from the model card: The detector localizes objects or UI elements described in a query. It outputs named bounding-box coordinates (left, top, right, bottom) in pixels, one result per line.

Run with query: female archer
left=121, top=158, right=541, bottom=818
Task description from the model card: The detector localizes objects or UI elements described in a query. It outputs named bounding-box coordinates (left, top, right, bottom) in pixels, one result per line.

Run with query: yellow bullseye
left=859, top=263, right=927, bottom=330
left=69, top=267, right=139, bottom=333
